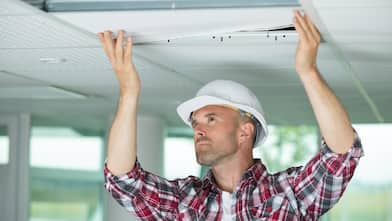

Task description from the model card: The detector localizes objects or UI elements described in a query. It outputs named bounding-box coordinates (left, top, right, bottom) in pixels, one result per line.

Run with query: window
left=254, top=125, right=318, bottom=173
left=0, top=126, right=9, bottom=165
left=164, top=128, right=201, bottom=179
left=30, top=127, right=102, bottom=171
left=29, top=126, right=104, bottom=221
left=327, top=124, right=392, bottom=221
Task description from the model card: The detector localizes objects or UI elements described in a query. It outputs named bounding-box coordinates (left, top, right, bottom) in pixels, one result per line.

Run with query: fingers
left=103, top=31, right=115, bottom=63
left=294, top=10, right=321, bottom=45
left=124, top=37, right=132, bottom=62
left=116, top=30, right=124, bottom=62
left=98, top=32, right=110, bottom=58
left=304, top=14, right=321, bottom=43
left=293, top=10, right=311, bottom=42
left=98, top=30, right=132, bottom=66
left=293, top=11, right=306, bottom=46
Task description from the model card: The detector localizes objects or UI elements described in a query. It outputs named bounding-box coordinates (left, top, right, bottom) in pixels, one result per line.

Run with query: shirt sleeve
left=291, top=129, right=364, bottom=219
left=104, top=159, right=180, bottom=220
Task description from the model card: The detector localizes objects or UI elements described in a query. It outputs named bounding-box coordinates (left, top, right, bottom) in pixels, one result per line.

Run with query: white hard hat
left=177, top=80, right=268, bottom=147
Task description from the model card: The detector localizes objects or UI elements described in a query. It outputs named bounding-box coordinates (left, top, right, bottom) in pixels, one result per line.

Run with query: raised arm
left=293, top=10, right=355, bottom=154
left=98, top=30, right=140, bottom=175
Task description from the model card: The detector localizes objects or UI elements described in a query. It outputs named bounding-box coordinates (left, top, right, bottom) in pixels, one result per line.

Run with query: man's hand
left=98, top=30, right=140, bottom=97
left=293, top=10, right=321, bottom=76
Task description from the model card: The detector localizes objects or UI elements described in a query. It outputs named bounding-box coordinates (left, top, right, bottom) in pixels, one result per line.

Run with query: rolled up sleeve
left=292, top=129, right=364, bottom=219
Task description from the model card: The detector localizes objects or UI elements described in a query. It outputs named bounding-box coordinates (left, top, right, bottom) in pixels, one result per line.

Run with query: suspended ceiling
left=0, top=0, right=391, bottom=131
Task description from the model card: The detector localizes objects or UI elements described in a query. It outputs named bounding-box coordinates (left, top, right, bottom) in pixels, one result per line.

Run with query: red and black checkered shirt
left=104, top=133, right=363, bottom=220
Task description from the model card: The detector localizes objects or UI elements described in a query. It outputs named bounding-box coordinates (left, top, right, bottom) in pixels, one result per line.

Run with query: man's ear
left=238, top=121, right=255, bottom=144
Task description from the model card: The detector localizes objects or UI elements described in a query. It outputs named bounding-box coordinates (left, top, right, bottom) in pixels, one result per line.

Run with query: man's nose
left=194, top=125, right=206, bottom=138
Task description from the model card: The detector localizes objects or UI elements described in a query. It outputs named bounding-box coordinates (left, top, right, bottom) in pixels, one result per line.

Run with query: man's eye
left=208, top=117, right=215, bottom=122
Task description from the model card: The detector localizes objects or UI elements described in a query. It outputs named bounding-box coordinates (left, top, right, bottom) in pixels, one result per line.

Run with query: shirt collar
left=242, top=159, right=268, bottom=183
left=201, top=159, right=268, bottom=192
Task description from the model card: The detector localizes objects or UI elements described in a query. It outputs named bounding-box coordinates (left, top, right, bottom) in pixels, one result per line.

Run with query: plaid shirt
left=104, top=133, right=363, bottom=221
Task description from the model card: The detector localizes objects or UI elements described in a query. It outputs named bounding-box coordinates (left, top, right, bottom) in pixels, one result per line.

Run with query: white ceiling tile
left=339, top=96, right=381, bottom=123
left=0, top=86, right=84, bottom=99
left=0, top=70, right=46, bottom=86
left=51, top=7, right=298, bottom=44
left=173, top=67, right=300, bottom=87
left=340, top=43, right=392, bottom=63
left=314, top=0, right=392, bottom=8
left=316, top=7, right=392, bottom=43
left=0, top=0, right=38, bottom=15
left=137, top=43, right=336, bottom=70
left=372, top=96, right=392, bottom=122
left=351, top=62, right=392, bottom=83
left=139, top=43, right=295, bottom=67
left=0, top=48, right=113, bottom=85
left=0, top=15, right=98, bottom=49
left=363, top=82, right=392, bottom=97
left=0, top=47, right=200, bottom=96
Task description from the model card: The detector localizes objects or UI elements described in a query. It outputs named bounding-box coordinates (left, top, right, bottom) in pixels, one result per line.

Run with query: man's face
left=191, top=105, right=241, bottom=167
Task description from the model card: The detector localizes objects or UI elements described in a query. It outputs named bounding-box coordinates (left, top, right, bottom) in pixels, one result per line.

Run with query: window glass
left=254, top=125, right=318, bottom=172
left=30, top=127, right=102, bottom=171
left=164, top=137, right=201, bottom=179
left=0, top=126, right=9, bottom=165
left=29, top=126, right=104, bottom=221
left=327, top=124, right=392, bottom=221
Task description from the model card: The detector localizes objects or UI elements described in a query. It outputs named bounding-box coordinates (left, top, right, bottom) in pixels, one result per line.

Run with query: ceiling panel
left=372, top=96, right=392, bottom=122
left=0, top=15, right=97, bottom=49
left=0, top=48, right=115, bottom=91
left=313, top=0, right=392, bottom=9
left=0, top=70, right=46, bottom=86
left=0, top=47, right=199, bottom=96
left=350, top=62, right=392, bottom=83
left=0, top=0, right=37, bottom=15
left=0, top=86, right=84, bottom=99
left=338, top=96, right=380, bottom=123
left=138, top=44, right=296, bottom=70
left=362, top=82, right=392, bottom=98
left=0, top=48, right=107, bottom=70
left=67, top=68, right=202, bottom=99
left=51, top=7, right=298, bottom=43
left=309, top=0, right=391, bottom=124
left=137, top=42, right=338, bottom=68
left=340, top=44, right=392, bottom=63
left=315, top=6, right=392, bottom=40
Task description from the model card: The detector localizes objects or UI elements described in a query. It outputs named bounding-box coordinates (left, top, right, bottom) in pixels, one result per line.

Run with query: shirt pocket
left=250, top=194, right=285, bottom=218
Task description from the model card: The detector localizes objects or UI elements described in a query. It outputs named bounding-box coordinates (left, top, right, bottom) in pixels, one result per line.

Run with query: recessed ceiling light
left=39, top=57, right=67, bottom=64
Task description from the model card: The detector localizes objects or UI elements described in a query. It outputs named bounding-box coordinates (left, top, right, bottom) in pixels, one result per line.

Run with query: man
left=98, top=10, right=363, bottom=220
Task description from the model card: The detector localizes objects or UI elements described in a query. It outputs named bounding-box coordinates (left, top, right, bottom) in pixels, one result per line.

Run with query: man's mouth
left=197, top=141, right=210, bottom=145
left=196, top=138, right=211, bottom=145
